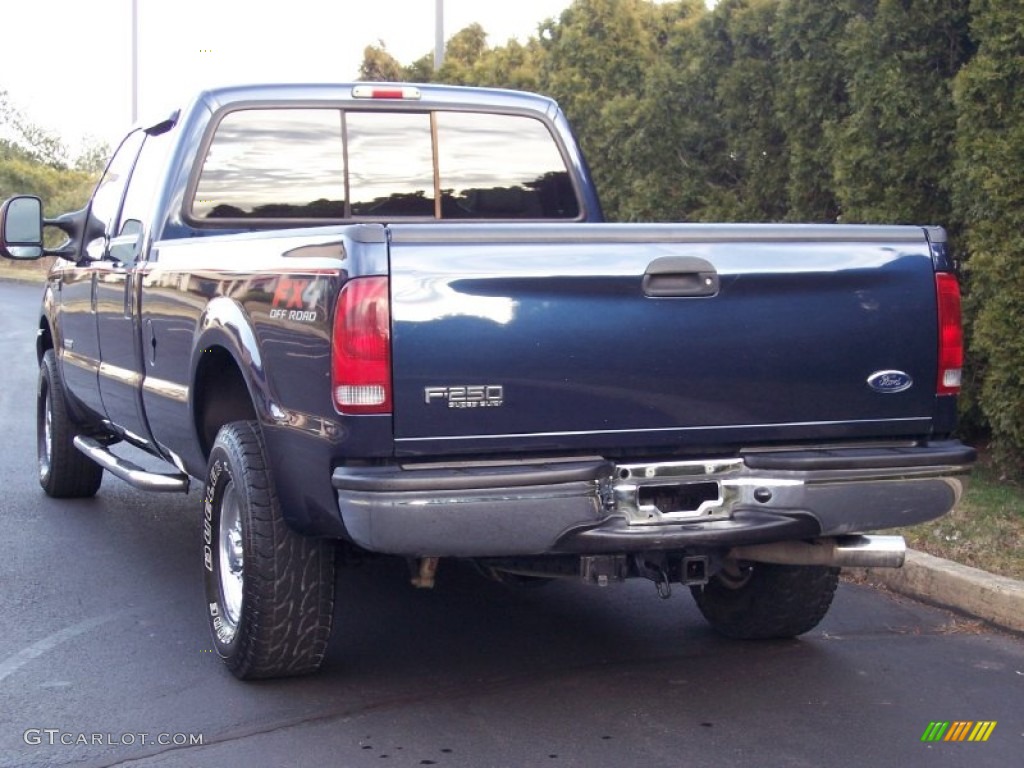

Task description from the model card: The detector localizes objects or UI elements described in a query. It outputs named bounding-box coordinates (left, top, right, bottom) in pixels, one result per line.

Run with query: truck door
left=58, top=131, right=144, bottom=420
left=95, top=128, right=174, bottom=449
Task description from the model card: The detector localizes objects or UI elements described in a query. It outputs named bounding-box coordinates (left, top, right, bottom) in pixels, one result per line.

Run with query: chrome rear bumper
left=332, top=441, right=973, bottom=559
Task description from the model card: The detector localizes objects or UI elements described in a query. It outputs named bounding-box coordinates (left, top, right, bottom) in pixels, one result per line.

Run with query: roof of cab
left=192, top=82, right=560, bottom=118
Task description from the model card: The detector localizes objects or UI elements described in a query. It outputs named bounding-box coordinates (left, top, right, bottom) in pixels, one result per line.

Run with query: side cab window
left=110, top=129, right=175, bottom=264
left=85, top=131, right=145, bottom=262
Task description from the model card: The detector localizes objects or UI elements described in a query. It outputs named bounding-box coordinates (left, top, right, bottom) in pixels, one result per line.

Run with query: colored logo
left=921, top=721, right=997, bottom=742
left=867, top=370, right=914, bottom=393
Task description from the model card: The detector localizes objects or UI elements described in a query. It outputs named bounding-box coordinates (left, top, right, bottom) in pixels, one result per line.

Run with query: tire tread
left=38, top=349, right=103, bottom=498
left=691, top=563, right=840, bottom=640
left=207, top=421, right=334, bottom=680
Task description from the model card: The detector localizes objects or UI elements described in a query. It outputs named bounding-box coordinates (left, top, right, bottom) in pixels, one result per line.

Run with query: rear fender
left=191, top=297, right=271, bottom=425
left=189, top=296, right=343, bottom=537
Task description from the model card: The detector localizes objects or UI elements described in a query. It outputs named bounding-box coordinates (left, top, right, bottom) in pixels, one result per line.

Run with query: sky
left=1, top=0, right=578, bottom=152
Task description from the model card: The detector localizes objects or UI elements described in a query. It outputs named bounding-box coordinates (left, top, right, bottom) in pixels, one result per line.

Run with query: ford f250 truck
left=0, top=83, right=974, bottom=680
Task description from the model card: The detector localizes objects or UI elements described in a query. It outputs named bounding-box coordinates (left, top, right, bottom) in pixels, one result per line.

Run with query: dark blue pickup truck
left=0, top=83, right=974, bottom=679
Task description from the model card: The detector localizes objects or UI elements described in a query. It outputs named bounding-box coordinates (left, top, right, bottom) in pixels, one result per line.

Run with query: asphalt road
left=1, top=278, right=1022, bottom=768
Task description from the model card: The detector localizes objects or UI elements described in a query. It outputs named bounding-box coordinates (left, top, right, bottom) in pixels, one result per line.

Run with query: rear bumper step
left=332, top=442, right=972, bottom=558
left=74, top=436, right=190, bottom=493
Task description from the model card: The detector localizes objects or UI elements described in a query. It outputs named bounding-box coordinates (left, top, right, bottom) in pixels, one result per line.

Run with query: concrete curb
left=854, top=549, right=1024, bottom=634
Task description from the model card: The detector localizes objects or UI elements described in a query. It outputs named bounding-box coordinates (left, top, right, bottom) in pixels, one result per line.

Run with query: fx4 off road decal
left=269, top=277, right=322, bottom=322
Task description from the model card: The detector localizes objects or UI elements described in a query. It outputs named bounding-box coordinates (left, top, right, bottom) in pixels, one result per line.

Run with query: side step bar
left=730, top=535, right=906, bottom=569
left=73, top=436, right=190, bottom=493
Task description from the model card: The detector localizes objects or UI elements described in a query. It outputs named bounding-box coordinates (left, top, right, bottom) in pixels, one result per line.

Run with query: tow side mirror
left=0, top=196, right=45, bottom=260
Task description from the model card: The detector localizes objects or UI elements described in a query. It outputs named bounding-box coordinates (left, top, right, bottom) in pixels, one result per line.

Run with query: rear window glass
left=193, top=109, right=345, bottom=219
left=347, top=112, right=434, bottom=216
left=436, top=111, right=579, bottom=219
left=191, top=107, right=579, bottom=221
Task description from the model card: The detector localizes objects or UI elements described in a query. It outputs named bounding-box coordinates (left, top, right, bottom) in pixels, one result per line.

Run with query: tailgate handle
left=642, top=256, right=719, bottom=298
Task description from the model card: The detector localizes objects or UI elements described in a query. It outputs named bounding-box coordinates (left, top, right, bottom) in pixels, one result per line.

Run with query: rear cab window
left=189, top=105, right=581, bottom=224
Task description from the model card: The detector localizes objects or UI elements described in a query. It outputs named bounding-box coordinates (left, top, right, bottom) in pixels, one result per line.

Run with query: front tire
left=203, top=421, right=335, bottom=679
left=691, top=561, right=839, bottom=640
left=37, top=349, right=103, bottom=498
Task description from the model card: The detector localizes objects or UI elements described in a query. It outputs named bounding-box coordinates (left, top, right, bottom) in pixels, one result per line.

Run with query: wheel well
left=194, top=347, right=258, bottom=460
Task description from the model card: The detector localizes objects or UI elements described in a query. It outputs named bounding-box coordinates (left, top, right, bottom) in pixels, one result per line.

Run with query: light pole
left=434, top=0, right=444, bottom=71
left=130, top=0, right=138, bottom=123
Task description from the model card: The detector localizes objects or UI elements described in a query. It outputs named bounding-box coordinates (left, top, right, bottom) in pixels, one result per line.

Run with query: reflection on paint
left=393, top=277, right=517, bottom=326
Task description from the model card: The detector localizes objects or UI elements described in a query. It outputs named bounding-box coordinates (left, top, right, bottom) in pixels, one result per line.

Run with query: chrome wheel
left=218, top=481, right=245, bottom=635
left=38, top=385, right=53, bottom=483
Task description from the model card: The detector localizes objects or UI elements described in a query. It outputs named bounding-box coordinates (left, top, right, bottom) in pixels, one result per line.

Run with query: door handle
left=642, top=256, right=719, bottom=298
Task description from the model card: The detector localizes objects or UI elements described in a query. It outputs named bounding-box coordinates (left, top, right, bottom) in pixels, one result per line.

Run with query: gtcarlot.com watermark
left=24, top=729, right=204, bottom=747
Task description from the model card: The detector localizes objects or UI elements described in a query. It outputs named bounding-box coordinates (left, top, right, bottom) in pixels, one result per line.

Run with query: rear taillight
left=332, top=277, right=391, bottom=414
left=935, top=272, right=963, bottom=396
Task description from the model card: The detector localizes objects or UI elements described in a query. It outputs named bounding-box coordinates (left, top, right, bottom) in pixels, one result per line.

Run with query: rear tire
left=690, top=562, right=839, bottom=639
left=37, top=349, right=103, bottom=498
left=203, top=421, right=335, bottom=679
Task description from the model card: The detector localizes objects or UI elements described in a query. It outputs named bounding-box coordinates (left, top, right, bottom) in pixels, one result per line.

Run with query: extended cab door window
left=87, top=131, right=146, bottom=258
left=112, top=129, right=174, bottom=263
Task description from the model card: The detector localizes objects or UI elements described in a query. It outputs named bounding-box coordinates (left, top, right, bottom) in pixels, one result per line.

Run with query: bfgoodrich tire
left=37, top=349, right=103, bottom=498
left=691, top=562, right=839, bottom=640
left=203, top=421, right=335, bottom=680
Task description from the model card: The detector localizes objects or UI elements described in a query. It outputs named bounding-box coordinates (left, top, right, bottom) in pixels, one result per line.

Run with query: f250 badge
left=425, top=385, right=504, bottom=408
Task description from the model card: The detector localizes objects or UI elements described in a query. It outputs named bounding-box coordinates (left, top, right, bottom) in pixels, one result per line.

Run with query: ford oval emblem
left=867, top=370, right=914, bottom=393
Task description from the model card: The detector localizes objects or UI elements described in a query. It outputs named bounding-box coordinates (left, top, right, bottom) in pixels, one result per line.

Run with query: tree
left=772, top=0, right=855, bottom=222
left=537, top=0, right=667, bottom=220
left=615, top=1, right=725, bottom=221
left=1, top=89, right=71, bottom=170
left=702, top=0, right=788, bottom=221
left=828, top=0, right=972, bottom=225
left=403, top=54, right=436, bottom=84
left=358, top=42, right=405, bottom=82
left=1, top=89, right=100, bottom=216
left=437, top=23, right=489, bottom=82
left=620, top=0, right=790, bottom=223
left=467, top=38, right=546, bottom=91
left=953, top=0, right=1024, bottom=467
left=73, top=138, right=111, bottom=174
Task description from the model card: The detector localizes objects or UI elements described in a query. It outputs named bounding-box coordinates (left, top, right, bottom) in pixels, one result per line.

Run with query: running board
left=73, top=436, right=190, bottom=493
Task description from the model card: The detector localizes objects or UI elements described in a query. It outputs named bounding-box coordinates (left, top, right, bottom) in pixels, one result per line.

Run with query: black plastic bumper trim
left=332, top=460, right=613, bottom=493
left=741, top=440, right=976, bottom=472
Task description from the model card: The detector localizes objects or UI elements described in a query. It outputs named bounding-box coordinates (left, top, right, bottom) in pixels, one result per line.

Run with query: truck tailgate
left=387, top=223, right=940, bottom=457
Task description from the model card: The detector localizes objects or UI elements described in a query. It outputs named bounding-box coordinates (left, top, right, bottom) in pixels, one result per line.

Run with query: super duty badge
left=424, top=385, right=504, bottom=408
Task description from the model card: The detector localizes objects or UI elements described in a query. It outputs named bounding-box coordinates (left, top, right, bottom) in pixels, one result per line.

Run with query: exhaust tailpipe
left=729, top=535, right=906, bottom=569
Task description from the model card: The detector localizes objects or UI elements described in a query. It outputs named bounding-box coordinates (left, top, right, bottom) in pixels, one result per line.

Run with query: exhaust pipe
left=729, top=535, right=906, bottom=569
